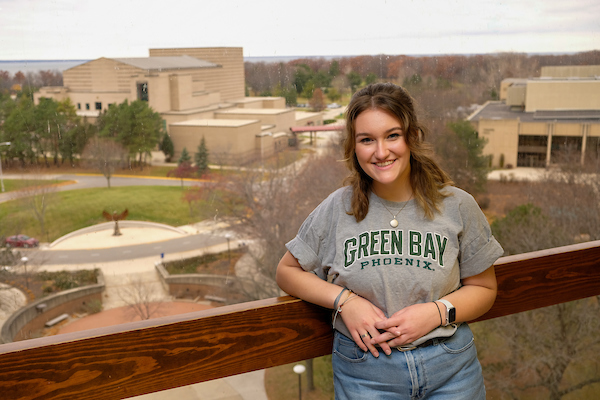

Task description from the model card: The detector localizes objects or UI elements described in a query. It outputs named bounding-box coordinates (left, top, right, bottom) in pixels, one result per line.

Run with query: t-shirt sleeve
left=457, top=190, right=504, bottom=279
left=285, top=191, right=339, bottom=279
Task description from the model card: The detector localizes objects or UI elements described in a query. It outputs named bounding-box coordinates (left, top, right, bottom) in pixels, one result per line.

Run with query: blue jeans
left=332, top=323, right=485, bottom=399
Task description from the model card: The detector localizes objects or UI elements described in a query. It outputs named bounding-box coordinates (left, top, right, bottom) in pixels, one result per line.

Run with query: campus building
left=34, top=47, right=323, bottom=164
left=467, top=65, right=600, bottom=168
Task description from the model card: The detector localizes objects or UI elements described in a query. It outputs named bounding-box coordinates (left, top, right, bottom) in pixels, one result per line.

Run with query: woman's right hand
left=339, top=295, right=393, bottom=357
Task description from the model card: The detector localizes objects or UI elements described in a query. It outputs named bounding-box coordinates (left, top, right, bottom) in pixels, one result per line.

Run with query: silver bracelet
left=333, top=287, right=349, bottom=310
left=332, top=292, right=356, bottom=328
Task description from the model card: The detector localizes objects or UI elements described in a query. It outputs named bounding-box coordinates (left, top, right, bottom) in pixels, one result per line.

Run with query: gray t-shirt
left=286, top=185, right=503, bottom=341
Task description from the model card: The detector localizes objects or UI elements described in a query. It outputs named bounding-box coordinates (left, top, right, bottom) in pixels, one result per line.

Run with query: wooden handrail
left=1, top=241, right=599, bottom=400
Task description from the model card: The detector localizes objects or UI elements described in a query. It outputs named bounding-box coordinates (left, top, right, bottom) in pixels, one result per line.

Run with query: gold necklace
left=375, top=193, right=412, bottom=228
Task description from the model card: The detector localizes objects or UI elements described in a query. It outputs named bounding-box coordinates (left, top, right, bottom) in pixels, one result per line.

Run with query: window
left=95, top=102, right=102, bottom=110
left=85, top=103, right=90, bottom=110
left=137, top=82, right=149, bottom=101
left=77, top=103, right=81, bottom=110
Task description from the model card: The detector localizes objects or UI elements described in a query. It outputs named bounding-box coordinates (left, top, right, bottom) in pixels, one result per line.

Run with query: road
left=29, top=233, right=225, bottom=265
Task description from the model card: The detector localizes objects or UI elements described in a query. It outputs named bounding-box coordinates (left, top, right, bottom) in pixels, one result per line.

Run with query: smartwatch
left=438, top=299, right=456, bottom=326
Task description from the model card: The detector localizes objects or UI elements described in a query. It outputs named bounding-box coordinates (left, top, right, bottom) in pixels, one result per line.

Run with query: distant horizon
left=1, top=50, right=596, bottom=74
left=1, top=49, right=593, bottom=63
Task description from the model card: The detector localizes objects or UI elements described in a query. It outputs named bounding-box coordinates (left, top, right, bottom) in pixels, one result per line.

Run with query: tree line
left=0, top=69, right=63, bottom=94
left=245, top=50, right=600, bottom=106
left=0, top=94, right=168, bottom=171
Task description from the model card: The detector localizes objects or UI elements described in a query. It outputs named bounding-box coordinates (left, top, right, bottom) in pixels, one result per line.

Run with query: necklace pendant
left=390, top=219, right=399, bottom=228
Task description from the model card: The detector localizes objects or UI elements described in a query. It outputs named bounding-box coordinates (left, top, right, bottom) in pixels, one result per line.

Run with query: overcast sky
left=0, top=0, right=598, bottom=60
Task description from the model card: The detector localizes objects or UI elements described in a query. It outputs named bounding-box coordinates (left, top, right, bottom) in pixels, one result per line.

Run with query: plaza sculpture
left=102, top=209, right=129, bottom=236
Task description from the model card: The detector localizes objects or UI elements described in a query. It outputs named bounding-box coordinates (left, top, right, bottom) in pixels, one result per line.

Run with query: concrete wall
left=541, top=65, right=600, bottom=78
left=215, top=108, right=296, bottom=134
left=34, top=86, right=69, bottom=103
left=169, top=119, right=261, bottom=164
left=506, top=85, right=526, bottom=107
left=1, top=271, right=105, bottom=343
left=478, top=119, right=520, bottom=168
left=168, top=74, right=216, bottom=112
left=155, top=263, right=243, bottom=305
left=255, top=133, right=275, bottom=159
left=295, top=111, right=325, bottom=126
left=525, top=80, right=600, bottom=112
left=149, top=47, right=245, bottom=102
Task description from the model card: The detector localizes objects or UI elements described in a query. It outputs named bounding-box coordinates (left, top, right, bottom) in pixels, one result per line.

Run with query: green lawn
left=265, top=356, right=334, bottom=400
left=0, top=186, right=228, bottom=242
left=0, top=179, right=69, bottom=193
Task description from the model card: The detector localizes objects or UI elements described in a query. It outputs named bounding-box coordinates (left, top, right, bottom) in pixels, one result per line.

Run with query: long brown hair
left=343, top=83, right=452, bottom=221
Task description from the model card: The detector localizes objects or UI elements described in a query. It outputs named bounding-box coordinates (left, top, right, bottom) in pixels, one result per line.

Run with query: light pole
left=225, top=233, right=232, bottom=266
left=293, top=364, right=306, bottom=400
left=21, top=256, right=29, bottom=290
left=0, top=141, right=11, bottom=193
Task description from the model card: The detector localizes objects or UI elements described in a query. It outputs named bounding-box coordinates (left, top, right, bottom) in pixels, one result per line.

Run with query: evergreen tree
left=347, top=71, right=362, bottom=93
left=160, top=133, right=175, bottom=162
left=178, top=147, right=191, bottom=165
left=435, top=120, right=489, bottom=195
left=194, top=137, right=209, bottom=176
left=97, top=99, right=164, bottom=166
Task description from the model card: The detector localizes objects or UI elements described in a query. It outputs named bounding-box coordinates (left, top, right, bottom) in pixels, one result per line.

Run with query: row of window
left=75, top=82, right=149, bottom=112
left=77, top=102, right=104, bottom=111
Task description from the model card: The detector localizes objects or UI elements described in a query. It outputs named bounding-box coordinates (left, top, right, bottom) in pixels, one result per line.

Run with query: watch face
left=448, top=307, right=456, bottom=323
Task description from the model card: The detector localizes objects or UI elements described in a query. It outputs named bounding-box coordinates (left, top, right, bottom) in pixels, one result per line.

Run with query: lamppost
left=293, top=364, right=306, bottom=400
left=21, top=256, right=29, bottom=290
left=225, top=233, right=232, bottom=266
left=0, top=141, right=11, bottom=193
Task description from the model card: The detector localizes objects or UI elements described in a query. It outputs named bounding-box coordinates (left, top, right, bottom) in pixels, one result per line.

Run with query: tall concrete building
left=35, top=47, right=323, bottom=164
left=468, top=65, right=600, bottom=168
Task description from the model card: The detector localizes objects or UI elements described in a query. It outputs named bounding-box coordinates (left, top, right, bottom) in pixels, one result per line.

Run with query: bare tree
left=482, top=161, right=600, bottom=398
left=117, top=275, right=165, bottom=321
left=477, top=298, right=600, bottom=400
left=81, top=137, right=128, bottom=188
left=20, top=173, right=58, bottom=242
left=217, top=147, right=347, bottom=301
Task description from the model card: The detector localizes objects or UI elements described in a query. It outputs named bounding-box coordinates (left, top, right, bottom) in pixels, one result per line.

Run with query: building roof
left=112, top=55, right=219, bottom=71
left=290, top=125, right=344, bottom=133
left=216, top=108, right=292, bottom=115
left=170, top=119, right=258, bottom=127
left=468, top=101, right=600, bottom=123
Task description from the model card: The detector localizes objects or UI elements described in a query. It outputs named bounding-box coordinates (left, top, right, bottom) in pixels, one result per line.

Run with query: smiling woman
left=276, top=83, right=503, bottom=399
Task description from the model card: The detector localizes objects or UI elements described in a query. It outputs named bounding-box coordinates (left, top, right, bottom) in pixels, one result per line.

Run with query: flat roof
left=468, top=101, right=600, bottom=123
left=295, top=111, right=323, bottom=119
left=216, top=108, right=291, bottom=115
left=170, top=119, right=258, bottom=127
left=112, top=55, right=218, bottom=71
left=236, top=97, right=281, bottom=103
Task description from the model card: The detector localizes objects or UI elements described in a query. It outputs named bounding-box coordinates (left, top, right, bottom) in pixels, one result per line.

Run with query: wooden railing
left=1, top=240, right=599, bottom=400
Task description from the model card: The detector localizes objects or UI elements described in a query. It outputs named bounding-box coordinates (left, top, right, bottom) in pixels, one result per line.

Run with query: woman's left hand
left=370, top=302, right=441, bottom=347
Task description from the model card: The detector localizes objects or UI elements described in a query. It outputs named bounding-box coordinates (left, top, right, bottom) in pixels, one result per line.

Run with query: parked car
left=4, top=234, right=39, bottom=248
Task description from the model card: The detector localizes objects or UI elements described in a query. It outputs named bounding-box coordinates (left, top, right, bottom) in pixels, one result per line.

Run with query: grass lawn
left=265, top=356, right=334, bottom=400
left=0, top=186, right=229, bottom=242
left=1, top=179, right=69, bottom=192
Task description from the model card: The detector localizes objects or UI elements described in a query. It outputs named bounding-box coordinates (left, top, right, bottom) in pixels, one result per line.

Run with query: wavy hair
left=343, top=83, right=452, bottom=221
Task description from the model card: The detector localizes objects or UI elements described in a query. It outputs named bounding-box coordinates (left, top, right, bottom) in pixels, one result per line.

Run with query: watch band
left=438, top=299, right=456, bottom=326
